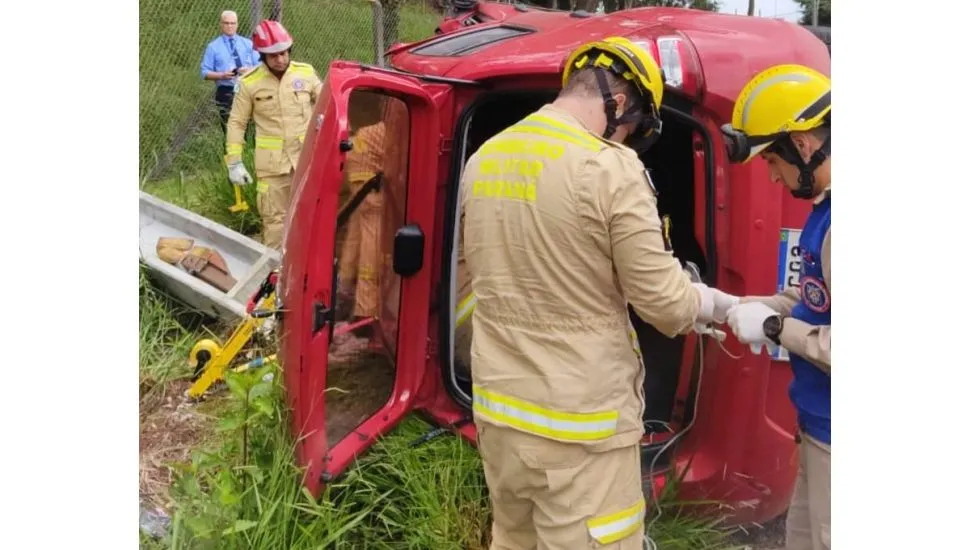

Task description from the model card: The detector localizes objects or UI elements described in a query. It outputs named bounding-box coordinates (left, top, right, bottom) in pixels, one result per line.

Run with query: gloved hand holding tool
left=227, top=161, right=252, bottom=213
left=691, top=282, right=739, bottom=340
left=683, top=262, right=738, bottom=339
left=726, top=301, right=782, bottom=355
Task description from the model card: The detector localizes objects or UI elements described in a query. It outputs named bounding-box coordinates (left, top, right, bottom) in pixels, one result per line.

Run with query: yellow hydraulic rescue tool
left=186, top=270, right=279, bottom=398
left=229, top=184, right=250, bottom=213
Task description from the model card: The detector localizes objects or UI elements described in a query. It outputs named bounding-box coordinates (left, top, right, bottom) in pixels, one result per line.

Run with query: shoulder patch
left=800, top=276, right=831, bottom=313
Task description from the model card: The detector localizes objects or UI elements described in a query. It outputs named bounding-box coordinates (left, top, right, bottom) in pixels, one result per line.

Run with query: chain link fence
left=139, top=0, right=442, bottom=184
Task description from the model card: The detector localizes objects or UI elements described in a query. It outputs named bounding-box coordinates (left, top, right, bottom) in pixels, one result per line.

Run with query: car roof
left=390, top=6, right=830, bottom=110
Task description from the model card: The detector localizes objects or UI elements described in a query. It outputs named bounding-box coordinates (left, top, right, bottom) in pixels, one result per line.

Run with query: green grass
left=139, top=0, right=439, bottom=182
left=138, top=272, right=741, bottom=549
left=143, top=170, right=264, bottom=237
left=139, top=267, right=209, bottom=409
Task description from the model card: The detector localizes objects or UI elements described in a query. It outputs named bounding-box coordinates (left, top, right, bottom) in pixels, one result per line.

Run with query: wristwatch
left=763, top=314, right=784, bottom=345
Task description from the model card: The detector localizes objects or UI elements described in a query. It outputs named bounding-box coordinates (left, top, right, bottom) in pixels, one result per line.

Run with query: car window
left=411, top=25, right=533, bottom=57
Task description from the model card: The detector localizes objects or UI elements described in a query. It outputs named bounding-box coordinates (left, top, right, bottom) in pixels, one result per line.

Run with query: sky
left=716, top=0, right=804, bottom=21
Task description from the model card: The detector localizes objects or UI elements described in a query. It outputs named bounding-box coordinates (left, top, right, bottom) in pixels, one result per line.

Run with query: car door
left=278, top=60, right=446, bottom=497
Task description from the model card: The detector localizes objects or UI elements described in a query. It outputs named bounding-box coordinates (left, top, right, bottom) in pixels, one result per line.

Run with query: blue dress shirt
left=200, top=33, right=260, bottom=88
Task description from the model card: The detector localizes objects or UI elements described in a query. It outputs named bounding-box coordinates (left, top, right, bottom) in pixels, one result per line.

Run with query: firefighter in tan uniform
left=225, top=20, right=322, bottom=250
left=460, top=37, right=736, bottom=549
left=333, top=97, right=409, bottom=355
left=337, top=120, right=387, bottom=321
left=719, top=65, right=832, bottom=550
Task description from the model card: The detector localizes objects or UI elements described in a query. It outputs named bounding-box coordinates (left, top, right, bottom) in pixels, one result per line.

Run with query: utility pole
left=812, top=0, right=820, bottom=25
left=747, top=0, right=755, bottom=16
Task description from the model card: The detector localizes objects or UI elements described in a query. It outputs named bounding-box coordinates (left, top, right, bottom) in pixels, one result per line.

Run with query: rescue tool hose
left=643, top=329, right=707, bottom=549
left=642, top=319, right=748, bottom=549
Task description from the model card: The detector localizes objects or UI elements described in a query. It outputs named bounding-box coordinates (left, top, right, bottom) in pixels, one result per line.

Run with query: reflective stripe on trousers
left=587, top=497, right=646, bottom=544
left=472, top=385, right=618, bottom=441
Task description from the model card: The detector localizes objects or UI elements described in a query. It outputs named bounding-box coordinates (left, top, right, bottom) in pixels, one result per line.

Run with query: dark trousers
left=215, top=85, right=235, bottom=134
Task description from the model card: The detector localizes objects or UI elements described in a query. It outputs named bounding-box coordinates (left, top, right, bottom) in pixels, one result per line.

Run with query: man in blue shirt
left=200, top=10, right=260, bottom=133
left=720, top=64, right=832, bottom=550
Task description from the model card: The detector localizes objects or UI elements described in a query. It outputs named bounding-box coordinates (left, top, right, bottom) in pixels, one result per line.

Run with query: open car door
left=278, top=61, right=444, bottom=497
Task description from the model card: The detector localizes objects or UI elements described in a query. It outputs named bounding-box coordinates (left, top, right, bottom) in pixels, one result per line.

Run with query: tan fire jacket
left=344, top=122, right=387, bottom=203
left=743, top=189, right=832, bottom=373
left=460, top=104, right=702, bottom=452
left=225, top=61, right=323, bottom=179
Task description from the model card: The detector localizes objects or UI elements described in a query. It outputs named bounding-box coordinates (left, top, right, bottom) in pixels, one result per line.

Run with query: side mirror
left=393, top=224, right=424, bottom=277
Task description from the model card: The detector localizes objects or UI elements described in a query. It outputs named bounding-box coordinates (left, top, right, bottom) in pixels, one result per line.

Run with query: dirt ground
left=139, top=379, right=218, bottom=512
left=325, top=328, right=397, bottom=446
left=727, top=513, right=787, bottom=549
left=139, top=326, right=397, bottom=514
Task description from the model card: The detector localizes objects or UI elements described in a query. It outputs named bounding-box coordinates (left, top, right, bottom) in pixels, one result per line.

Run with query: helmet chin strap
left=775, top=133, right=831, bottom=200
left=593, top=69, right=644, bottom=141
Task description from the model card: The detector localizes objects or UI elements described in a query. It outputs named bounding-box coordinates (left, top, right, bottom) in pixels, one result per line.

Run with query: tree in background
left=437, top=0, right=721, bottom=15
left=794, top=0, right=830, bottom=25
left=564, top=1, right=721, bottom=14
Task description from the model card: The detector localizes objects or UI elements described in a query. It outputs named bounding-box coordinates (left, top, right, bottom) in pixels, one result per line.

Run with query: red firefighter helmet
left=252, top=19, right=293, bottom=54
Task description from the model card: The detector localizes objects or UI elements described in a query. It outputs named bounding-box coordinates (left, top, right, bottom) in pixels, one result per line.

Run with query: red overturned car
left=274, top=1, right=830, bottom=527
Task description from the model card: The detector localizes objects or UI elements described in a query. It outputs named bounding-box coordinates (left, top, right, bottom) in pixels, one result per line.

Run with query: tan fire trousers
left=477, top=422, right=646, bottom=549
left=256, top=172, right=293, bottom=250
left=786, top=434, right=831, bottom=550
left=337, top=191, right=384, bottom=318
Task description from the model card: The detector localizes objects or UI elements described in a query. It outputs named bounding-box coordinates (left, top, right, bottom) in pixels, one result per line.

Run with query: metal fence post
left=371, top=0, right=386, bottom=67
left=251, top=0, right=262, bottom=29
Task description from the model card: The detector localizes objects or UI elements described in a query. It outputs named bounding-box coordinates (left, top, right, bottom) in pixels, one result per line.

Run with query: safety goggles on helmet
left=562, top=37, right=665, bottom=150
left=720, top=64, right=831, bottom=199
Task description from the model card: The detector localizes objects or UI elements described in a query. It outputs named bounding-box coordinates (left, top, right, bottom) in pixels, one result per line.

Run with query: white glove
left=692, top=283, right=740, bottom=324
left=748, top=341, right=781, bottom=356
left=726, top=302, right=778, bottom=345
left=228, top=161, right=253, bottom=185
